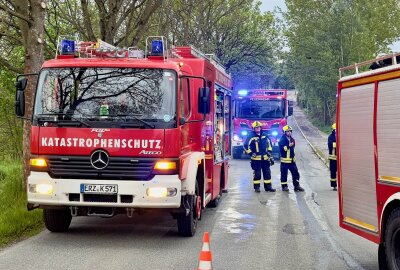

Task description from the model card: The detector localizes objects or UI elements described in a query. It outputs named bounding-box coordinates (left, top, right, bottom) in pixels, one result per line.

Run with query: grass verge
left=0, top=162, right=43, bottom=248
left=309, top=117, right=332, bottom=134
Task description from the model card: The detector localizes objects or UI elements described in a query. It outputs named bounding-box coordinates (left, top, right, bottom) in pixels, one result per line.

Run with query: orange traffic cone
left=197, top=232, right=213, bottom=270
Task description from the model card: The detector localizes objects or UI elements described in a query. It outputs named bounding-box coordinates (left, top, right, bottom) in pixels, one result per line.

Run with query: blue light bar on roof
left=60, top=39, right=75, bottom=55
left=238, top=90, right=248, bottom=96
left=151, top=40, right=163, bottom=55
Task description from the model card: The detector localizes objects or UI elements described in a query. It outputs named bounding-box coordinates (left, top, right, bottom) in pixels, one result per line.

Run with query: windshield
left=34, top=68, right=177, bottom=128
left=235, top=99, right=285, bottom=119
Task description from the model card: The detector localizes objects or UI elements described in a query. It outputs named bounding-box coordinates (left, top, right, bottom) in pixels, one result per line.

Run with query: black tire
left=379, top=243, right=389, bottom=270
left=177, top=195, right=197, bottom=237
left=43, top=208, right=72, bottom=232
left=208, top=193, right=220, bottom=208
left=384, top=208, right=400, bottom=270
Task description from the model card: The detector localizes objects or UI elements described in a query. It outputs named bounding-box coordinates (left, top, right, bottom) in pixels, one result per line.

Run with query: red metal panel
left=341, top=222, right=380, bottom=244
left=37, top=127, right=165, bottom=157
left=30, top=126, right=39, bottom=155
left=373, top=81, right=381, bottom=239
left=337, top=81, right=344, bottom=227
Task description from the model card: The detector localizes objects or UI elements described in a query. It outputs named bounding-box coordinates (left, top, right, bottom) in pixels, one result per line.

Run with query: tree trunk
left=14, top=0, right=47, bottom=187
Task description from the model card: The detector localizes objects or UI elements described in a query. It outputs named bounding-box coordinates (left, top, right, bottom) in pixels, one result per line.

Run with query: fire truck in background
left=338, top=53, right=400, bottom=269
left=231, top=89, right=293, bottom=159
left=15, top=36, right=232, bottom=237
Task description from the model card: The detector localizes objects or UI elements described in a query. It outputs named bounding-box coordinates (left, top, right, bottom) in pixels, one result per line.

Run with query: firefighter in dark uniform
left=279, top=125, right=304, bottom=192
left=328, top=123, right=337, bottom=191
left=243, top=121, right=276, bottom=193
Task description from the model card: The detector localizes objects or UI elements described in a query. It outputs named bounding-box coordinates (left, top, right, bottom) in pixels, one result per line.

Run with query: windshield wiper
left=36, top=113, right=91, bottom=127
left=109, top=114, right=155, bottom=129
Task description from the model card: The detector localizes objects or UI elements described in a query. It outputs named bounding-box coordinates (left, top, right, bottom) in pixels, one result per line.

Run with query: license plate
left=80, top=184, right=118, bottom=194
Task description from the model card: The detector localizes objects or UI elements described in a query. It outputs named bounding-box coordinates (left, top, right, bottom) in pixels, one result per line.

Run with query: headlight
left=147, top=187, right=177, bottom=197
left=29, top=184, right=54, bottom=195
left=241, top=130, right=248, bottom=136
left=271, top=131, right=279, bottom=137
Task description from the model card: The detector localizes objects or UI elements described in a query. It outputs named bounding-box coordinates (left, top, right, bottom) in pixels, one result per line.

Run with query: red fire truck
left=338, top=53, right=400, bottom=269
left=231, top=89, right=293, bottom=159
left=15, top=36, right=232, bottom=237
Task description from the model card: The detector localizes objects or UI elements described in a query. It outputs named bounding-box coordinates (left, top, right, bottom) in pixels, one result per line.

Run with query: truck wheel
left=384, top=208, right=400, bottom=270
left=208, top=193, right=221, bottom=208
left=43, top=208, right=72, bottom=232
left=379, top=243, right=389, bottom=270
left=177, top=195, right=197, bottom=237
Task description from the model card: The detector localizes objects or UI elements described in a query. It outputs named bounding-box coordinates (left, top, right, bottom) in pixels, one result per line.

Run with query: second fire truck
left=231, top=89, right=293, bottom=159
left=15, top=36, right=232, bottom=237
left=338, top=53, right=400, bottom=269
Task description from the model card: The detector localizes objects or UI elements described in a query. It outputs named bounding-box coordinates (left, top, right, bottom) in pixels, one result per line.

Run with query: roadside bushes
left=0, top=162, right=42, bottom=247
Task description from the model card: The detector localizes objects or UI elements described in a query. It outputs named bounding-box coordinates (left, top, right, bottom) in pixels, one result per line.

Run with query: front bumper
left=27, top=172, right=182, bottom=208
left=232, top=141, right=244, bottom=147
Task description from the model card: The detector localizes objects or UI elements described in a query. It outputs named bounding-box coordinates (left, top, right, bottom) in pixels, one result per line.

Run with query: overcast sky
left=259, top=0, right=400, bottom=52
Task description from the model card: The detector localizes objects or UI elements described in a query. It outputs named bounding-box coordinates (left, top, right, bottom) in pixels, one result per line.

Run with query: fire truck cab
left=231, top=89, right=293, bottom=159
left=338, top=53, right=400, bottom=269
left=15, top=36, right=232, bottom=237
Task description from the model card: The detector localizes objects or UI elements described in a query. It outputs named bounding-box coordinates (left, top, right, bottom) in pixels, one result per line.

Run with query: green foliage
left=0, top=68, right=23, bottom=160
left=0, top=162, right=43, bottom=247
left=285, top=0, right=400, bottom=124
left=154, top=0, right=281, bottom=89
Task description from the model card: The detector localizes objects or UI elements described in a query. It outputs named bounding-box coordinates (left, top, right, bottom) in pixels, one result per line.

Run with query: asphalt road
left=0, top=118, right=378, bottom=270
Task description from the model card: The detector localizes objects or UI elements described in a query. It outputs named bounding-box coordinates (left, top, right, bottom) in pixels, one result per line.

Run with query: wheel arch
left=180, top=152, right=205, bottom=196
left=380, top=193, right=400, bottom=243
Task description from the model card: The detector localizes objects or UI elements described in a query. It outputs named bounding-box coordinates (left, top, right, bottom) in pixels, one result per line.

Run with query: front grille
left=69, top=193, right=80, bottom=201
left=121, top=195, right=133, bottom=203
left=84, top=194, right=117, bottom=203
left=45, top=156, right=156, bottom=180
left=68, top=193, right=134, bottom=203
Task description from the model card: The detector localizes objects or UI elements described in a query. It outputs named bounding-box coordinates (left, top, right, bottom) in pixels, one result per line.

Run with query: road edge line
left=292, top=114, right=329, bottom=168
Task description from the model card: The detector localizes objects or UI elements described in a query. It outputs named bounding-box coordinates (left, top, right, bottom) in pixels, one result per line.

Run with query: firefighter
left=279, top=125, right=304, bottom=192
left=243, top=121, right=276, bottom=193
left=328, top=123, right=337, bottom=191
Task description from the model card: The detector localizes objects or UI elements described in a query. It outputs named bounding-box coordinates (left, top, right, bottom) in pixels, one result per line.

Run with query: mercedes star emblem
left=90, top=150, right=109, bottom=170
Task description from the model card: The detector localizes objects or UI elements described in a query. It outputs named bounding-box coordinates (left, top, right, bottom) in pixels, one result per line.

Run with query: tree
left=284, top=0, right=400, bottom=125
left=0, top=0, right=47, bottom=183
left=155, top=0, right=280, bottom=89
left=45, top=0, right=162, bottom=49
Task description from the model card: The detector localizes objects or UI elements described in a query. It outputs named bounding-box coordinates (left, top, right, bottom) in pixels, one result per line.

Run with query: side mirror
left=16, top=77, right=28, bottom=91
left=198, top=87, right=210, bottom=114
left=15, top=78, right=27, bottom=117
left=288, top=101, right=294, bottom=116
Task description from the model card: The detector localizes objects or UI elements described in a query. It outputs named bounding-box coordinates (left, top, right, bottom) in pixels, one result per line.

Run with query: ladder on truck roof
left=339, top=53, right=400, bottom=78
left=171, top=45, right=229, bottom=76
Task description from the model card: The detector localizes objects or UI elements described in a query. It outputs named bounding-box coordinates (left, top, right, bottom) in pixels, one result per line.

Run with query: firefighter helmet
left=332, top=123, right=336, bottom=130
left=283, top=125, right=293, bottom=132
left=252, top=121, right=263, bottom=129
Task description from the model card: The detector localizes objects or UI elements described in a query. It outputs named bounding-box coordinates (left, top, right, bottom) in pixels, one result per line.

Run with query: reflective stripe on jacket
left=243, top=131, right=273, bottom=161
left=279, top=135, right=296, bottom=163
left=328, top=131, right=336, bottom=160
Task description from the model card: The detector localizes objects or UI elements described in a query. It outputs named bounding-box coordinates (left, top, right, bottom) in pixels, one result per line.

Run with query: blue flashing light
left=241, top=130, right=248, bottom=136
left=238, top=90, right=248, bottom=96
left=271, top=131, right=279, bottom=137
left=151, top=40, right=164, bottom=55
left=60, top=39, right=75, bottom=55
